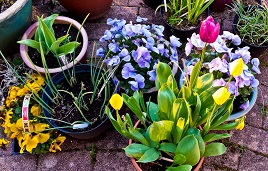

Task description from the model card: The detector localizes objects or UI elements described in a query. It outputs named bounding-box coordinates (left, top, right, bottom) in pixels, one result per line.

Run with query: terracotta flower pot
left=57, top=0, right=113, bottom=20
left=0, top=0, right=32, bottom=56
left=19, top=16, right=88, bottom=74
left=129, top=121, right=205, bottom=171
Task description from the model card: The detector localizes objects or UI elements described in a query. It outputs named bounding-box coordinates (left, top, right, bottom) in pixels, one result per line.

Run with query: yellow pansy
left=235, top=116, right=245, bottom=130
left=20, top=134, right=39, bottom=154
left=8, top=86, right=20, bottom=99
left=49, top=135, right=66, bottom=153
left=176, top=117, right=185, bottom=130
left=31, top=104, right=42, bottom=116
left=212, top=87, right=231, bottom=105
left=31, top=73, right=45, bottom=86
left=35, top=133, right=50, bottom=144
left=9, top=118, right=24, bottom=139
left=229, top=58, right=244, bottom=77
left=0, top=138, right=9, bottom=147
left=109, top=94, right=123, bottom=110
left=17, top=87, right=29, bottom=97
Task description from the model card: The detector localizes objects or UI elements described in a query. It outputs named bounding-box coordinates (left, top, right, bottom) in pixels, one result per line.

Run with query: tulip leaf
left=211, top=122, right=239, bottom=130
left=173, top=154, right=187, bottom=165
left=128, top=127, right=150, bottom=146
left=189, top=61, right=201, bottom=89
left=158, top=85, right=176, bottom=119
left=196, top=73, right=214, bottom=94
left=105, top=107, right=123, bottom=135
left=137, top=148, right=160, bottom=163
left=146, top=102, right=160, bottom=121
left=167, top=165, right=192, bottom=171
left=59, top=42, right=80, bottom=56
left=175, top=135, right=200, bottom=166
left=159, top=142, right=176, bottom=153
left=124, top=143, right=150, bottom=159
left=17, top=39, right=41, bottom=53
left=50, top=35, right=69, bottom=54
left=190, top=92, right=201, bottom=126
left=186, top=128, right=205, bottom=157
left=203, top=143, right=226, bottom=157
left=203, top=133, right=231, bottom=143
left=122, top=94, right=143, bottom=121
left=38, top=17, right=56, bottom=50
left=172, top=98, right=190, bottom=125
left=167, top=74, right=179, bottom=95
left=181, top=85, right=192, bottom=100
left=149, top=121, right=174, bottom=142
left=156, top=62, right=173, bottom=90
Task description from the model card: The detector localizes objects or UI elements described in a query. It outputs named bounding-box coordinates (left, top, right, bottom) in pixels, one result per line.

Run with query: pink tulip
left=199, top=16, right=220, bottom=43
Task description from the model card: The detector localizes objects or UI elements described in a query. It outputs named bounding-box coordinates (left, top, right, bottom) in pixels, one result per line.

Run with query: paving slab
left=238, top=150, right=268, bottom=171
left=0, top=154, right=37, bottom=171
left=230, top=126, right=268, bottom=155
left=38, top=150, right=92, bottom=171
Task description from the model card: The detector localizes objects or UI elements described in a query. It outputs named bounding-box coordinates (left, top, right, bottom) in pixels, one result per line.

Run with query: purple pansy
left=119, top=48, right=131, bottom=61
left=191, top=33, right=205, bottom=49
left=251, top=58, right=261, bottom=74
left=104, top=56, right=120, bottom=66
left=147, top=63, right=157, bottom=81
left=208, top=57, right=228, bottom=73
left=170, top=35, right=182, bottom=48
left=212, top=78, right=226, bottom=87
left=240, top=100, right=249, bottom=110
left=233, top=47, right=251, bottom=64
left=99, top=30, right=112, bottom=42
left=122, top=63, right=136, bottom=79
left=96, top=48, right=105, bottom=58
left=132, top=46, right=152, bottom=68
left=108, top=42, right=120, bottom=53
left=136, top=16, right=148, bottom=22
left=185, top=39, right=194, bottom=56
left=228, top=81, right=239, bottom=96
left=128, top=74, right=145, bottom=91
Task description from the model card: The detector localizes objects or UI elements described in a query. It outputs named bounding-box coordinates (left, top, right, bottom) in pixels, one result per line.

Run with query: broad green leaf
left=196, top=73, right=214, bottom=94
left=167, top=165, right=192, bottom=171
left=59, top=42, right=80, bottom=55
left=38, top=17, right=56, bottom=49
left=50, top=34, right=68, bottom=54
left=156, top=61, right=173, bottom=89
left=173, top=154, right=187, bottom=165
left=105, top=107, right=123, bottom=135
left=203, top=143, right=226, bottom=157
left=204, top=133, right=231, bottom=143
left=166, top=74, right=179, bottom=93
left=158, top=85, right=176, bottom=119
left=122, top=94, right=143, bottom=121
left=129, top=127, right=150, bottom=146
left=189, top=61, right=201, bottom=89
left=211, top=122, right=239, bottom=130
left=186, top=128, right=205, bottom=157
left=159, top=142, right=176, bottom=153
left=190, top=92, right=201, bottom=126
left=42, top=14, right=58, bottom=35
left=150, top=121, right=174, bottom=142
left=146, top=102, right=160, bottom=121
left=175, top=135, right=200, bottom=166
left=17, top=39, right=41, bottom=53
left=181, top=85, right=191, bottom=100
left=137, top=148, right=160, bottom=163
left=124, top=143, right=150, bottom=159
left=172, top=98, right=190, bottom=124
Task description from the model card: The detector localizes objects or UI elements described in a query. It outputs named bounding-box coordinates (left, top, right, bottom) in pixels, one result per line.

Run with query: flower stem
left=159, top=156, right=174, bottom=163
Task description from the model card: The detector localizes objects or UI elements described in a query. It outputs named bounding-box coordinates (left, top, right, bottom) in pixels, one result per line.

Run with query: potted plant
left=57, top=0, right=113, bottom=20
left=18, top=14, right=88, bottom=74
left=232, top=2, right=268, bottom=57
left=97, top=17, right=181, bottom=94
left=0, top=70, right=66, bottom=154
left=180, top=16, right=260, bottom=121
left=143, top=0, right=162, bottom=9
left=156, top=0, right=213, bottom=42
left=0, top=0, right=32, bottom=56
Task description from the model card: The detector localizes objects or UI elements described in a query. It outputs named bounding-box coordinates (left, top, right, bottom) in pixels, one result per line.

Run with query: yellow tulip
left=235, top=116, right=245, bottom=130
left=177, top=117, right=185, bottom=130
left=229, top=58, right=244, bottom=76
left=109, top=94, right=123, bottom=111
left=212, top=87, right=231, bottom=105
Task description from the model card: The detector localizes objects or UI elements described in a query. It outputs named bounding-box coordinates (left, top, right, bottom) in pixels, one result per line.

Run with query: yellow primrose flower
left=212, top=87, right=231, bottom=105
left=20, top=134, right=39, bottom=154
left=31, top=104, right=42, bottom=116
left=109, top=94, right=123, bottom=110
left=49, top=135, right=66, bottom=153
left=235, top=116, right=245, bottom=130
left=229, top=58, right=244, bottom=77
left=176, top=117, right=185, bottom=130
left=0, top=138, right=9, bottom=147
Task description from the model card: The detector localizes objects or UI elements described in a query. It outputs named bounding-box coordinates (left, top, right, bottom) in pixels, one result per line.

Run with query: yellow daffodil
left=235, top=116, right=245, bottom=130
left=49, top=135, right=66, bottom=153
left=31, top=104, right=42, bottom=116
left=20, top=134, right=39, bottom=154
left=109, top=94, right=123, bottom=110
left=212, top=87, right=231, bottom=105
left=229, top=58, right=244, bottom=77
left=0, top=138, right=9, bottom=147
left=177, top=117, right=185, bottom=130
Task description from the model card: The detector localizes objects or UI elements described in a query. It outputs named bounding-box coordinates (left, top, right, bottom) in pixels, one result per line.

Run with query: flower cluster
left=0, top=74, right=66, bottom=154
left=183, top=31, right=260, bottom=111
left=97, top=17, right=181, bottom=92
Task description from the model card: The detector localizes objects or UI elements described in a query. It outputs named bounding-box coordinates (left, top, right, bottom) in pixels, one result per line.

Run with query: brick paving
left=0, top=0, right=268, bottom=170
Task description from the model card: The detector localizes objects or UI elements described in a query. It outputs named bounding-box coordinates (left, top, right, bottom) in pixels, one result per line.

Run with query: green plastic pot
left=0, top=0, right=32, bottom=56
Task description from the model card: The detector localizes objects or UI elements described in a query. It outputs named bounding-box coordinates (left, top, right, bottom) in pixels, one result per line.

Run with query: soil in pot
left=0, top=0, right=17, bottom=12
left=47, top=71, right=108, bottom=133
left=27, top=24, right=83, bottom=69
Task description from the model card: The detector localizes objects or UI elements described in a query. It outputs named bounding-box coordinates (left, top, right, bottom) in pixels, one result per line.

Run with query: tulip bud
left=229, top=58, right=244, bottom=76
left=200, top=16, right=220, bottom=43
left=212, top=87, right=231, bottom=105
left=109, top=94, right=123, bottom=110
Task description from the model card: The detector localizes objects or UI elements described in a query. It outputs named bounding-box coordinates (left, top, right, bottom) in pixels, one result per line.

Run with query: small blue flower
left=152, top=24, right=164, bottom=37
left=190, top=33, right=205, bottom=49
left=251, top=58, right=261, bottom=74
left=212, top=78, right=226, bottom=87
left=128, top=74, right=145, bottom=91
left=208, top=57, right=228, bottom=73
left=96, top=48, right=105, bottom=58
left=99, top=30, right=112, bottom=42
left=104, top=56, right=120, bottom=66
left=119, top=48, right=131, bottom=61
left=170, top=35, right=182, bottom=48
left=240, top=100, right=249, bottom=110
left=234, top=47, right=251, bottom=64
left=122, top=63, right=136, bottom=79
left=136, top=16, right=148, bottom=22
left=228, top=81, right=239, bottom=96
left=147, top=63, right=157, bottom=81
left=132, top=46, right=152, bottom=68
left=108, top=42, right=120, bottom=53
left=185, top=40, right=193, bottom=56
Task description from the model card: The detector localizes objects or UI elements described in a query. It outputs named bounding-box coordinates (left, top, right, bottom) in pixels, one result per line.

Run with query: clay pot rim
left=20, top=15, right=88, bottom=74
